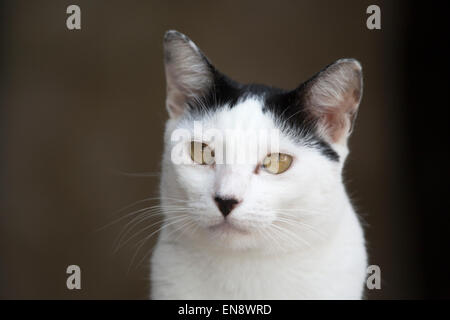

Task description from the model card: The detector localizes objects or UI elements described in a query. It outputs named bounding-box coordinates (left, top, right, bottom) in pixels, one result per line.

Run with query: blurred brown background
left=1, top=0, right=448, bottom=299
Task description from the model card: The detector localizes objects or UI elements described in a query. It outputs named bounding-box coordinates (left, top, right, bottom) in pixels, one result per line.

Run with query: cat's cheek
left=174, top=165, right=215, bottom=194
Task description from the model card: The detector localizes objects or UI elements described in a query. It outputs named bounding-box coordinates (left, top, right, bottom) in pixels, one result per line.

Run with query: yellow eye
left=262, top=153, right=293, bottom=174
left=190, top=141, right=215, bottom=165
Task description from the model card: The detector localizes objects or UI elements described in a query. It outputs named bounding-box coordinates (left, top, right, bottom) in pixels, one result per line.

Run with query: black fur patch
left=164, top=31, right=339, bottom=161
left=186, top=70, right=339, bottom=162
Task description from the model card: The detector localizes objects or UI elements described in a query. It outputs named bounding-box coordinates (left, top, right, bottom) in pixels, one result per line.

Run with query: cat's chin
left=208, top=220, right=250, bottom=235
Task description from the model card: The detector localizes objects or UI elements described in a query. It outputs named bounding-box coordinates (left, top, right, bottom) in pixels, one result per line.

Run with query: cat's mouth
left=208, top=220, right=249, bottom=235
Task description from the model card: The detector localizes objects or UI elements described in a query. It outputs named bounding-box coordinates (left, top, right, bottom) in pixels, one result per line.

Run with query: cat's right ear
left=163, top=30, right=213, bottom=119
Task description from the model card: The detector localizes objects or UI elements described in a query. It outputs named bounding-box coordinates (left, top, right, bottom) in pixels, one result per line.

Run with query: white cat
left=151, top=30, right=367, bottom=299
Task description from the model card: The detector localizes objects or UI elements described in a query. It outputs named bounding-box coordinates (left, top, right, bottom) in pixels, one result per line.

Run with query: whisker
left=270, top=223, right=311, bottom=248
left=112, top=205, right=187, bottom=246
left=116, top=213, right=190, bottom=252
left=127, top=216, right=192, bottom=272
left=113, top=209, right=165, bottom=250
left=275, top=216, right=326, bottom=239
left=97, top=205, right=161, bottom=232
left=135, top=219, right=196, bottom=269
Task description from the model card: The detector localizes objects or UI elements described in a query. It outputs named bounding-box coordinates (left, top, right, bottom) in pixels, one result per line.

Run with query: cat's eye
left=190, top=141, right=215, bottom=165
left=262, top=153, right=293, bottom=174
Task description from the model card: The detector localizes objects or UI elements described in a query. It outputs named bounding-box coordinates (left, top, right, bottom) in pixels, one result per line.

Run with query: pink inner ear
left=304, top=60, right=363, bottom=144
left=163, top=35, right=213, bottom=119
left=319, top=88, right=360, bottom=143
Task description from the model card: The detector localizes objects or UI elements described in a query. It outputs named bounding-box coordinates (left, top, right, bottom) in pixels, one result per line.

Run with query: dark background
left=0, top=0, right=449, bottom=299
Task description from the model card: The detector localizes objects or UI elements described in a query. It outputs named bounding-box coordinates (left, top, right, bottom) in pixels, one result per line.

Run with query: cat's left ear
left=163, top=30, right=213, bottom=119
left=299, top=59, right=363, bottom=144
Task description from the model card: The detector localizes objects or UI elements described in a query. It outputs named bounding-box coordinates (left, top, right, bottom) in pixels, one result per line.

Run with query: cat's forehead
left=209, top=97, right=275, bottom=131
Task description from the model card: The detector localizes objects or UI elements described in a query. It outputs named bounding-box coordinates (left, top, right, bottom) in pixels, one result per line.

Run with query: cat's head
left=160, top=30, right=362, bottom=252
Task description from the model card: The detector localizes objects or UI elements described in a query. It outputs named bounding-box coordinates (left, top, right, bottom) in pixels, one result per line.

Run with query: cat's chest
left=187, top=258, right=320, bottom=299
left=152, top=241, right=337, bottom=299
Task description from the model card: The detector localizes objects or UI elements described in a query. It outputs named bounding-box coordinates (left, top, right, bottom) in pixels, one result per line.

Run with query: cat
left=150, top=30, right=367, bottom=299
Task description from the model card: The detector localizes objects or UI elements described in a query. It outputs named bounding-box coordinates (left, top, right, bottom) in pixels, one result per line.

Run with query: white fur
left=151, top=97, right=367, bottom=299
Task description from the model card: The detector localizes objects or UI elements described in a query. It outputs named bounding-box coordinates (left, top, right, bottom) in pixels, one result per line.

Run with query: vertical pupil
left=191, top=142, right=214, bottom=164
left=201, top=144, right=207, bottom=163
left=200, top=144, right=205, bottom=162
left=261, top=153, right=291, bottom=174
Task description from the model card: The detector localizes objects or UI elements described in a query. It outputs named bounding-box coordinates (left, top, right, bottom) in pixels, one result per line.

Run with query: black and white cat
left=151, top=30, right=367, bottom=299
